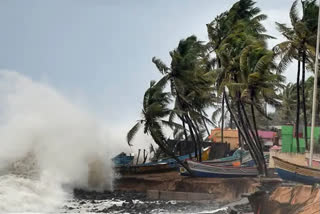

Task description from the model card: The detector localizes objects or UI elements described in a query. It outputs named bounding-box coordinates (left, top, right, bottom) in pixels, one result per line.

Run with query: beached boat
left=204, top=152, right=251, bottom=166
left=273, top=156, right=320, bottom=185
left=156, top=146, right=211, bottom=167
left=305, top=157, right=320, bottom=168
left=204, top=149, right=249, bottom=164
left=117, top=147, right=211, bottom=174
left=121, top=162, right=173, bottom=174
left=203, top=150, right=269, bottom=167
left=180, top=160, right=258, bottom=178
left=112, top=152, right=134, bottom=167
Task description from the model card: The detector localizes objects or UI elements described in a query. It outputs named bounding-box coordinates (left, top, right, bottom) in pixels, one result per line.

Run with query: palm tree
left=207, top=12, right=229, bottom=144
left=278, top=83, right=297, bottom=124
left=240, top=43, right=283, bottom=133
left=210, top=0, right=276, bottom=175
left=127, top=80, right=192, bottom=173
left=152, top=35, right=215, bottom=162
left=274, top=0, right=318, bottom=151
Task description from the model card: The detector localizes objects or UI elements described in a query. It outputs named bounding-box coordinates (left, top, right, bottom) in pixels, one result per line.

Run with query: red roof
left=258, top=130, right=276, bottom=139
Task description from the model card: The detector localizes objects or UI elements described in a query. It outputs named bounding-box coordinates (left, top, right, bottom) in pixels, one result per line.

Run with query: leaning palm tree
left=127, top=80, right=192, bottom=173
left=274, top=0, right=318, bottom=151
left=152, top=35, right=215, bottom=162
left=210, top=0, right=276, bottom=175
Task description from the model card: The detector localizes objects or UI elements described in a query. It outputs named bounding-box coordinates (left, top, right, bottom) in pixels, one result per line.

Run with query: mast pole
left=309, top=3, right=320, bottom=166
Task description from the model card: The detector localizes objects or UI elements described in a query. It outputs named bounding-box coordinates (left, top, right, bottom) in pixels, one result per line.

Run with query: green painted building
left=281, top=125, right=320, bottom=153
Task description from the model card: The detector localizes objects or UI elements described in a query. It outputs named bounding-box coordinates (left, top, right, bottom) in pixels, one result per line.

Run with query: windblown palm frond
left=127, top=121, right=142, bottom=146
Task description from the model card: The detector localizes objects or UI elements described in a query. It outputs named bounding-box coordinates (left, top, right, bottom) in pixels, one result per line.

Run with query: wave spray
left=0, top=71, right=114, bottom=212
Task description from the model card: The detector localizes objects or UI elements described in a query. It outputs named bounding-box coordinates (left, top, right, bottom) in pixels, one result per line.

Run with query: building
left=258, top=130, right=277, bottom=148
left=208, top=128, right=277, bottom=150
left=208, top=128, right=239, bottom=150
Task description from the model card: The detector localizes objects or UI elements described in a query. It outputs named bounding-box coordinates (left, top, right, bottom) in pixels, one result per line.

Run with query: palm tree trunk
left=239, top=101, right=266, bottom=174
left=224, top=90, right=264, bottom=175
left=302, top=51, right=308, bottom=150
left=250, top=104, right=261, bottom=149
left=236, top=94, right=243, bottom=163
left=178, top=114, right=189, bottom=156
left=296, top=57, right=301, bottom=153
left=150, top=131, right=193, bottom=175
left=194, top=120, right=203, bottom=162
left=186, top=115, right=202, bottom=162
left=249, top=101, right=268, bottom=176
left=221, top=92, right=225, bottom=143
left=181, top=117, right=188, bottom=141
left=200, top=111, right=210, bottom=136
left=185, top=115, right=198, bottom=160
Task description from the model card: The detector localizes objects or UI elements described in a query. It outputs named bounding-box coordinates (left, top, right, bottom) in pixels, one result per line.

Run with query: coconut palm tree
left=210, top=0, right=277, bottom=175
left=152, top=35, right=215, bottom=162
left=278, top=83, right=297, bottom=124
left=274, top=0, right=318, bottom=151
left=127, top=80, right=192, bottom=173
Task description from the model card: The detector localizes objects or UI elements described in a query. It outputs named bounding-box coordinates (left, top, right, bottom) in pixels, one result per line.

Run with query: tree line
left=127, top=0, right=319, bottom=176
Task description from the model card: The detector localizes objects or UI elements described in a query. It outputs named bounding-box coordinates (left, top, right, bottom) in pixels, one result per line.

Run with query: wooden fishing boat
left=204, top=149, right=249, bottom=164
left=112, top=152, right=134, bottom=167
left=117, top=147, right=211, bottom=174
left=273, top=156, right=320, bottom=185
left=180, top=160, right=258, bottom=178
left=305, top=157, right=320, bottom=168
left=119, top=162, right=173, bottom=174
left=204, top=152, right=251, bottom=166
left=203, top=152, right=269, bottom=167
left=156, top=146, right=211, bottom=167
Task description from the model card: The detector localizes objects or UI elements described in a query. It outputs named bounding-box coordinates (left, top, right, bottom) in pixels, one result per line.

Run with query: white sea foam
left=0, top=71, right=114, bottom=213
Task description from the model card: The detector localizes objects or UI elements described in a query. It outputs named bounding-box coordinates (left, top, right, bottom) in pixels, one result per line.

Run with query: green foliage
left=128, top=0, right=319, bottom=171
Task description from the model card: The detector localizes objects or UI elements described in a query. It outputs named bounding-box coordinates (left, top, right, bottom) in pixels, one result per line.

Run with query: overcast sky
left=0, top=0, right=306, bottom=150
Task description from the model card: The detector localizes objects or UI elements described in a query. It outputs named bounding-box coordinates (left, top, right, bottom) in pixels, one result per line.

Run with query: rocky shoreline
left=62, top=189, right=252, bottom=213
left=60, top=171, right=287, bottom=213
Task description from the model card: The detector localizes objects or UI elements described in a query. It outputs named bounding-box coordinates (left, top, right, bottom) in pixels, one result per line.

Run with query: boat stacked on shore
left=273, top=156, right=320, bottom=185
left=180, top=160, right=259, bottom=177
left=113, top=146, right=211, bottom=174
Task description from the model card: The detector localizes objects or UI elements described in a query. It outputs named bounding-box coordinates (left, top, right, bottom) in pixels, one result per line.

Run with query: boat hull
left=273, top=156, right=320, bottom=185
left=117, top=163, right=174, bottom=174
left=276, top=168, right=320, bottom=185
left=112, top=154, right=134, bottom=167
left=117, top=147, right=211, bottom=174
left=181, top=160, right=258, bottom=178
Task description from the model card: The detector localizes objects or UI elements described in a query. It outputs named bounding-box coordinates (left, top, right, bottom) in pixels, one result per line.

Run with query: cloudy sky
left=0, top=0, right=305, bottom=150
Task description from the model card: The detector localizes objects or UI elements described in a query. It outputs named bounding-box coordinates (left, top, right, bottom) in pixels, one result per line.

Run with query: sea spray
left=0, top=71, right=114, bottom=212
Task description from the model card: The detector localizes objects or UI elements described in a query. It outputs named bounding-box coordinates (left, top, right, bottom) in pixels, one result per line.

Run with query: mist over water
left=0, top=71, right=114, bottom=213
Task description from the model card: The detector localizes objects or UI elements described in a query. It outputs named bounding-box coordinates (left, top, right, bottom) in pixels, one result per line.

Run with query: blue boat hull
left=112, top=155, right=134, bottom=167
left=276, top=168, right=320, bottom=185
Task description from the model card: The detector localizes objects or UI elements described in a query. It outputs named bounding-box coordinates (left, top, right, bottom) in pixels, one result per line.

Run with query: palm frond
left=127, top=121, right=142, bottom=146
left=152, top=57, right=169, bottom=74
left=290, top=0, right=300, bottom=25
